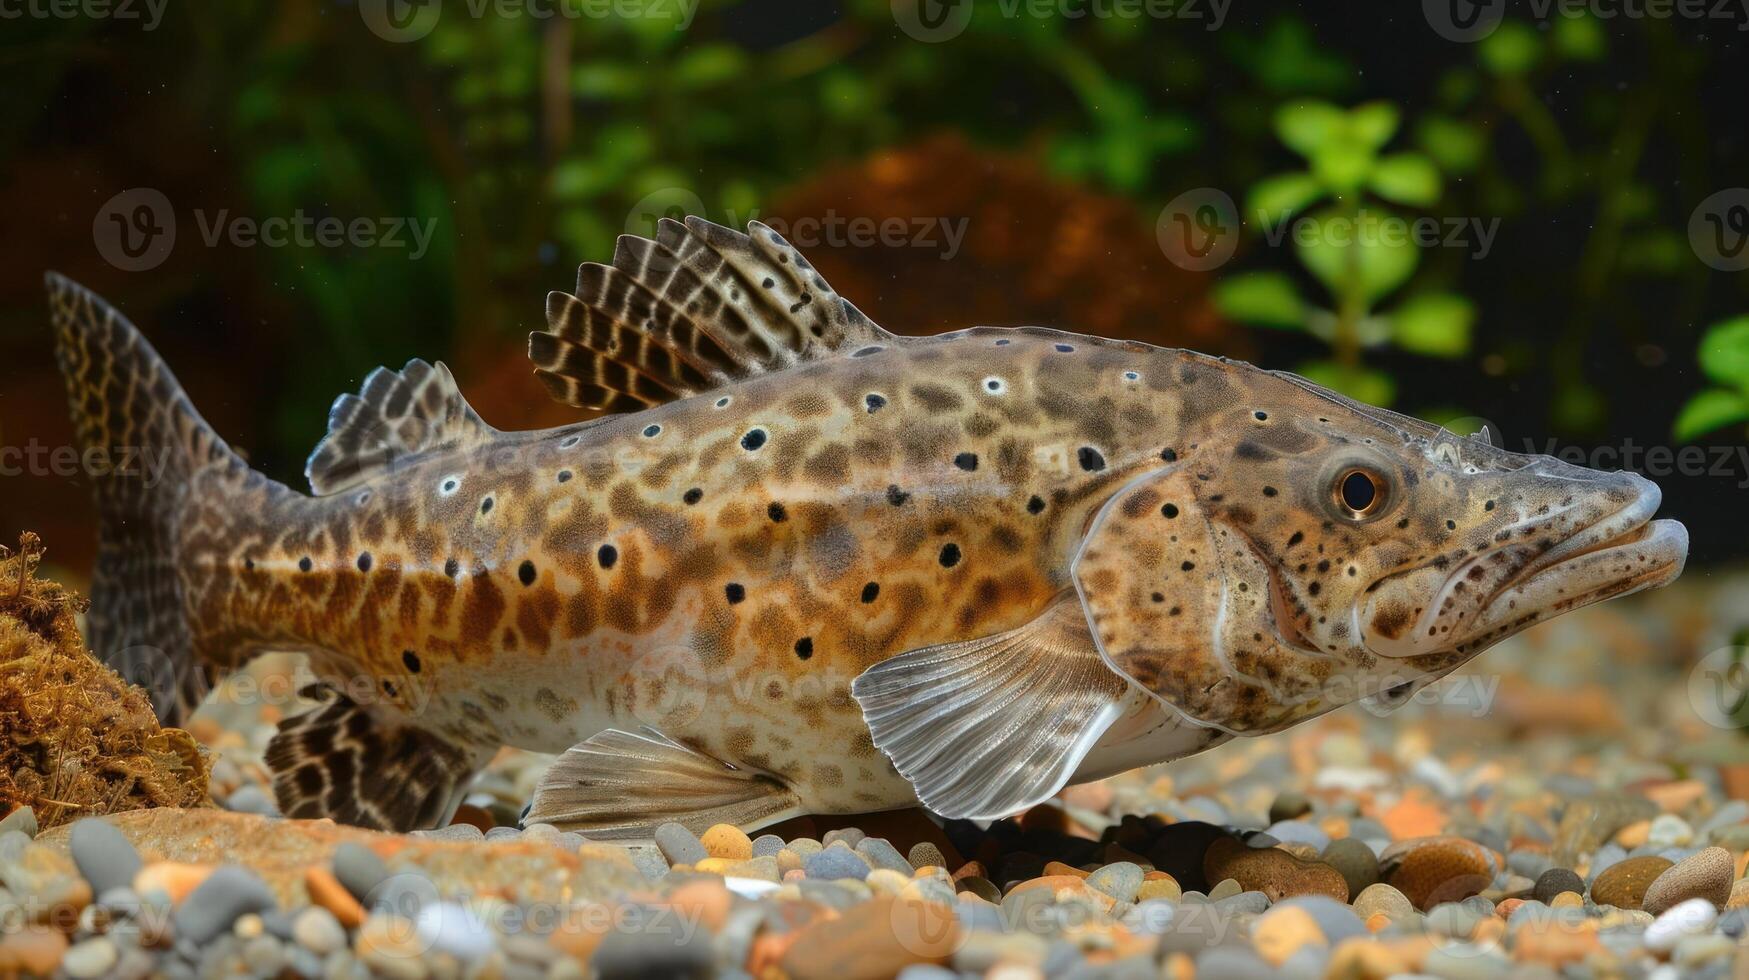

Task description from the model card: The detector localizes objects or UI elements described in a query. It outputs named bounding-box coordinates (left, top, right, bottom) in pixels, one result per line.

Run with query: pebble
left=1641, top=845, right=1733, bottom=914
left=332, top=842, right=391, bottom=904
left=60, top=937, right=118, bottom=979
left=1269, top=791, right=1312, bottom=823
left=414, top=900, right=495, bottom=961
left=0, top=806, right=37, bottom=838
left=1251, top=905, right=1325, bottom=966
left=1085, top=861, right=1144, bottom=903
left=700, top=824, right=752, bottom=861
left=225, top=784, right=279, bottom=816
left=1203, top=837, right=1348, bottom=902
left=907, top=842, right=946, bottom=870
left=1532, top=867, right=1584, bottom=904
left=1644, top=897, right=1718, bottom=952
left=653, top=823, right=708, bottom=866
left=1647, top=813, right=1694, bottom=848
left=855, top=837, right=912, bottom=874
left=69, top=818, right=143, bottom=896
left=1379, top=836, right=1497, bottom=910
left=1320, top=838, right=1379, bottom=897
left=751, top=834, right=786, bottom=858
left=294, top=907, right=348, bottom=955
left=1590, top=855, right=1673, bottom=910
left=1352, top=882, right=1415, bottom=921
left=175, top=866, right=279, bottom=945
left=805, top=848, right=871, bottom=881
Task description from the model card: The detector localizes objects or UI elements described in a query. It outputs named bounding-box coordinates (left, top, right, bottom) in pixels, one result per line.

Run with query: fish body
left=44, top=217, right=1688, bottom=835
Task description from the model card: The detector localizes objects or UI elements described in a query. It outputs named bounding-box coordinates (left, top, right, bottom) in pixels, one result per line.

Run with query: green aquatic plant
left=1212, top=100, right=1475, bottom=406
left=1674, top=317, right=1749, bottom=442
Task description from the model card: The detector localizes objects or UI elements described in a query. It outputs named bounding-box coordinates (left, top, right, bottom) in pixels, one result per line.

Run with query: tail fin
left=44, top=273, right=248, bottom=724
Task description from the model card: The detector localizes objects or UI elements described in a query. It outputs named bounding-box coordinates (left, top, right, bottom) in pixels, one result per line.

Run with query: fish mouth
left=1462, top=476, right=1688, bottom=644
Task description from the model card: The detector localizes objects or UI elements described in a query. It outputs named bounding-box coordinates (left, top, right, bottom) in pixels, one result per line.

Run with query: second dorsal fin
left=529, top=216, right=894, bottom=412
left=305, top=359, right=495, bottom=495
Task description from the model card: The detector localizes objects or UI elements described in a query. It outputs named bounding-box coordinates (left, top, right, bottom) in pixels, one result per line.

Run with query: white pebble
left=62, top=937, right=119, bottom=979
left=1644, top=898, right=1717, bottom=953
left=414, top=900, right=495, bottom=961
left=1648, top=814, right=1694, bottom=848
left=294, top=907, right=347, bottom=955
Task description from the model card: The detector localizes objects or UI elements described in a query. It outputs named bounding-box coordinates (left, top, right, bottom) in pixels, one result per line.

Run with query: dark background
left=2, top=0, right=1747, bottom=579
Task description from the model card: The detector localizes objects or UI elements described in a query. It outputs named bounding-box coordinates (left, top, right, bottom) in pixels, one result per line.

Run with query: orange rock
left=667, top=879, right=732, bottom=934
left=1203, top=838, right=1349, bottom=903
left=1496, top=898, right=1526, bottom=919
left=701, top=824, right=753, bottom=861
left=1042, top=861, right=1090, bottom=879
left=450, top=804, right=494, bottom=832
left=1515, top=922, right=1600, bottom=966
left=135, top=861, right=214, bottom=904
left=1253, top=906, right=1326, bottom=967
left=1644, top=779, right=1707, bottom=814
left=547, top=906, right=609, bottom=963
left=1365, top=912, right=1391, bottom=932
left=0, top=926, right=68, bottom=976
left=1006, top=874, right=1112, bottom=910
left=1379, top=837, right=1500, bottom=910
left=1614, top=820, right=1651, bottom=848
left=1327, top=936, right=1407, bottom=978
left=305, top=866, right=365, bottom=928
left=779, top=896, right=960, bottom=980
left=1164, top=952, right=1195, bottom=980
left=1381, top=796, right=1447, bottom=841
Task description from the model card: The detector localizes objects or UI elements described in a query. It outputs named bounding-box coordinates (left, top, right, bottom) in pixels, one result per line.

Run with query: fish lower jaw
left=1464, top=516, right=1688, bottom=640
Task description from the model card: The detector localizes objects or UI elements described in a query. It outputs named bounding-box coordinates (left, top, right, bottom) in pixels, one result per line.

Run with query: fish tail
left=45, top=273, right=252, bottom=725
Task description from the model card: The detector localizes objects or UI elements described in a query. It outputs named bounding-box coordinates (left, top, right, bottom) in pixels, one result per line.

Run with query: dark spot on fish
left=1151, top=592, right=1164, bottom=603
left=1446, top=519, right=1457, bottom=530
left=852, top=346, right=883, bottom=358
left=794, top=637, right=814, bottom=660
left=444, top=558, right=460, bottom=578
left=887, top=485, right=910, bottom=506
left=1055, top=344, right=1074, bottom=352
left=357, top=552, right=372, bottom=572
left=643, top=424, right=661, bottom=437
left=1308, top=582, right=1321, bottom=595
left=1287, top=531, right=1303, bottom=547
left=861, top=582, right=880, bottom=603
left=954, top=452, right=979, bottom=471
left=558, top=470, right=572, bottom=483
left=939, top=543, right=962, bottom=568
left=1078, top=447, right=1106, bottom=472
left=742, top=428, right=768, bottom=451
left=865, top=394, right=886, bottom=413
left=1263, top=486, right=1277, bottom=497
left=726, top=583, right=746, bottom=604
left=402, top=651, right=421, bottom=673
left=1253, top=411, right=1268, bottom=421
left=683, top=487, right=703, bottom=505
left=1235, top=441, right=1272, bottom=461
left=1162, top=503, right=1179, bottom=519
left=298, top=556, right=312, bottom=573
left=1027, top=495, right=1046, bottom=514
left=597, top=545, right=618, bottom=569
left=1485, top=500, right=1496, bottom=511
left=1181, top=561, right=1195, bottom=571
left=768, top=502, right=787, bottom=522
left=1161, top=448, right=1178, bottom=462
left=481, top=497, right=494, bottom=515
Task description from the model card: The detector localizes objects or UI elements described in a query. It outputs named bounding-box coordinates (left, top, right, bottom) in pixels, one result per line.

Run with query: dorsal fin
left=529, top=215, right=895, bottom=411
left=305, top=358, right=495, bottom=495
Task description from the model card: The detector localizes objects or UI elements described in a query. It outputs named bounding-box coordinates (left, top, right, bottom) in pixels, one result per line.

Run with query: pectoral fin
left=850, top=595, right=1128, bottom=821
left=527, top=728, right=802, bottom=839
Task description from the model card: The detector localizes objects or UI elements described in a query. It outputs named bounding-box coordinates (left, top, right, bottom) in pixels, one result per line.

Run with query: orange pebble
left=304, top=866, right=364, bottom=928
left=134, top=862, right=213, bottom=904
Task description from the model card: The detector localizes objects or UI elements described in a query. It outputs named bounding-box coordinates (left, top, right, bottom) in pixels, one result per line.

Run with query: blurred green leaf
left=1295, top=207, right=1419, bottom=303
left=1213, top=272, right=1306, bottom=329
left=1296, top=360, right=1397, bottom=406
left=1553, top=13, right=1607, bottom=61
left=1274, top=100, right=1345, bottom=158
left=1674, top=388, right=1749, bottom=442
left=1479, top=21, right=1543, bottom=76
left=1699, top=316, right=1749, bottom=388
left=572, top=63, right=641, bottom=100
left=1310, top=138, right=1374, bottom=196
left=1391, top=292, right=1474, bottom=358
left=1415, top=116, right=1485, bottom=175
left=1369, top=153, right=1442, bottom=206
left=1246, top=172, right=1326, bottom=227
left=1553, top=381, right=1607, bottom=433
left=673, top=45, right=747, bottom=88
left=1224, top=18, right=1358, bottom=96
left=1345, top=102, right=1400, bottom=152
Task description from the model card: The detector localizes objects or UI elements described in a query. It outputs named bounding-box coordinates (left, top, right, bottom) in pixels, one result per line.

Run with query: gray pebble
left=854, top=837, right=912, bottom=874
left=653, top=823, right=708, bottom=866
left=908, top=842, right=947, bottom=870
left=1268, top=791, right=1312, bottom=823
left=751, top=834, right=786, bottom=858
left=0, top=806, right=37, bottom=838
left=555, top=832, right=587, bottom=851
left=1320, top=837, right=1380, bottom=897
left=62, top=937, right=119, bottom=979
left=627, top=846, right=669, bottom=881
left=1274, top=895, right=1366, bottom=943
left=332, top=842, right=390, bottom=903
left=804, top=847, right=871, bottom=881
left=486, top=825, right=522, bottom=841
left=111, top=948, right=157, bottom=980
left=1534, top=867, right=1585, bottom=904
left=294, top=907, right=347, bottom=955
left=368, top=871, right=438, bottom=918
left=175, top=866, right=278, bottom=945
left=225, top=784, right=280, bottom=816
left=1193, top=947, right=1276, bottom=980
left=821, top=827, right=866, bottom=849
left=1265, top=820, right=1330, bottom=851
left=1508, top=850, right=1555, bottom=879
left=70, top=818, right=143, bottom=895
left=591, top=921, right=714, bottom=980
left=242, top=934, right=287, bottom=975
left=98, top=886, right=143, bottom=918
left=1087, top=862, right=1144, bottom=903
left=1211, top=890, right=1270, bottom=916
left=0, top=829, right=30, bottom=864
left=417, top=824, right=485, bottom=842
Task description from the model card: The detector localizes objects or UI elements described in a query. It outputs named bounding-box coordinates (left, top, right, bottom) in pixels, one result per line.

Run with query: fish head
left=1181, top=367, right=1690, bottom=666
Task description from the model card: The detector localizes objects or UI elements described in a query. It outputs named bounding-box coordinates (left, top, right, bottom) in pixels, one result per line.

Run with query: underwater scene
left=4, top=1, right=1749, bottom=977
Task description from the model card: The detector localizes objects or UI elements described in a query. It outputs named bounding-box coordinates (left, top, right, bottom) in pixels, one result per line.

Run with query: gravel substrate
left=4, top=583, right=1749, bottom=978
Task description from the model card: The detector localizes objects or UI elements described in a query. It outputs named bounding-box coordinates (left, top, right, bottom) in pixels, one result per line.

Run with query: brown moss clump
left=0, top=533, right=210, bottom=829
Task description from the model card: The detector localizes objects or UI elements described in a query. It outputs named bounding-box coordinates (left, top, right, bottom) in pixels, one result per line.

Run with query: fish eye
left=1334, top=467, right=1389, bottom=520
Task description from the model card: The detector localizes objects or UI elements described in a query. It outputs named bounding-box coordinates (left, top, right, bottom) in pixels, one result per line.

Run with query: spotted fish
left=43, top=217, right=1688, bottom=835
